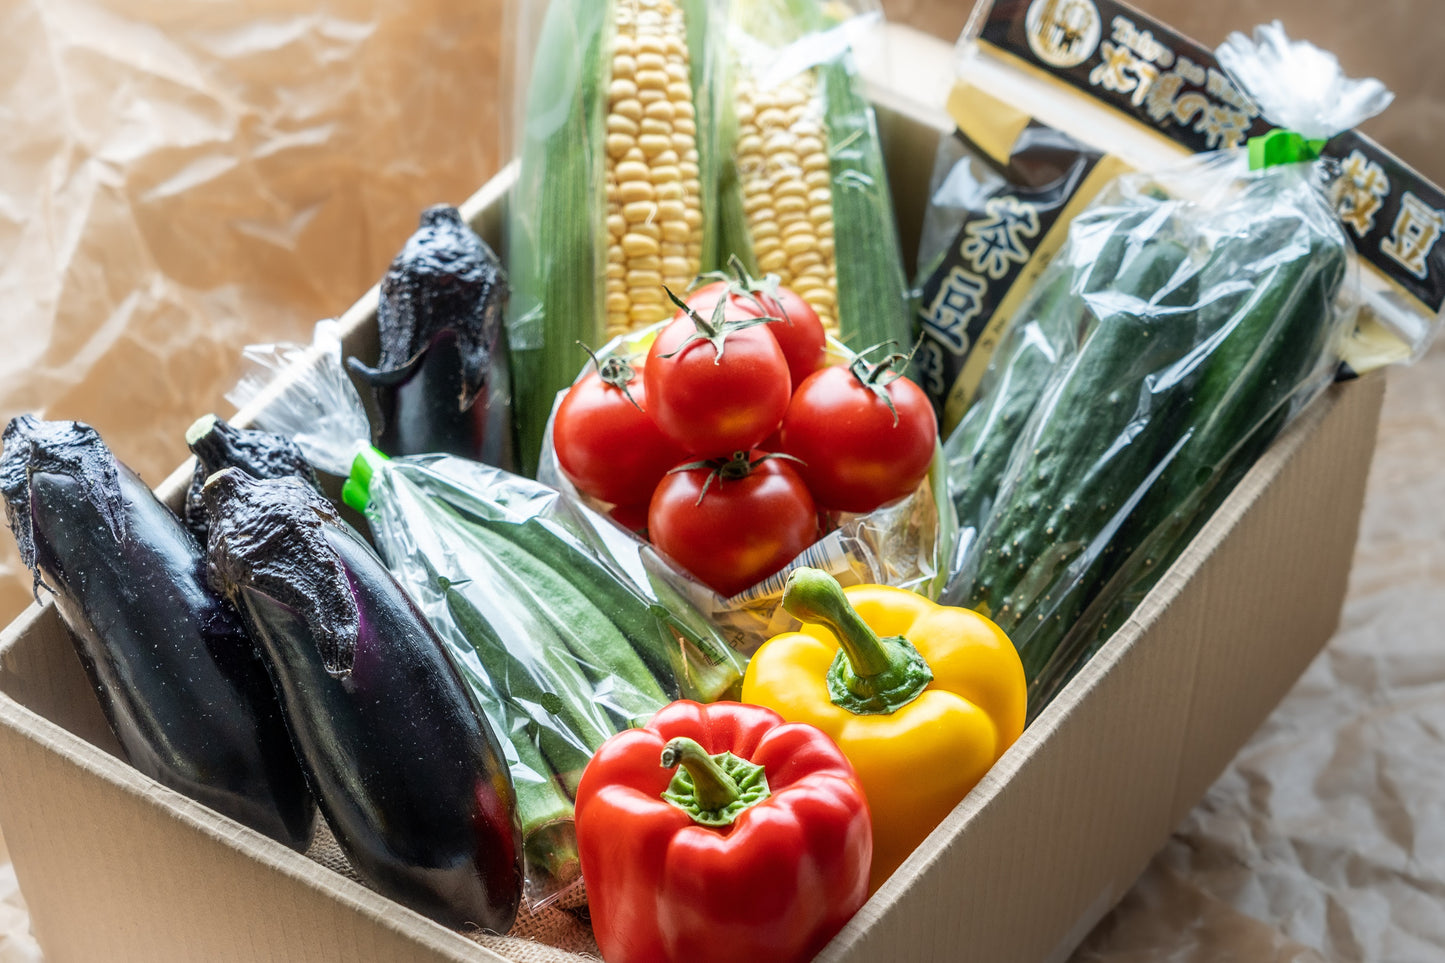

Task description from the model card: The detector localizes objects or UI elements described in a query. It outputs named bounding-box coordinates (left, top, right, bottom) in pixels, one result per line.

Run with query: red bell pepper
left=576, top=700, right=872, bottom=963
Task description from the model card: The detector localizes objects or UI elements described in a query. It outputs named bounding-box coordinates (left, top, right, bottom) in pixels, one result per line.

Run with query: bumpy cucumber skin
left=1067, top=217, right=1350, bottom=676
left=947, top=210, right=1148, bottom=537
left=953, top=188, right=1349, bottom=698
left=952, top=235, right=1199, bottom=681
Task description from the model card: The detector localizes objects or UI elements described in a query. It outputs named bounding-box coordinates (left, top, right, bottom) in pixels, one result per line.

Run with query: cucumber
left=950, top=188, right=1350, bottom=703
left=947, top=208, right=1150, bottom=536
left=1058, top=215, right=1350, bottom=681
left=947, top=227, right=1203, bottom=683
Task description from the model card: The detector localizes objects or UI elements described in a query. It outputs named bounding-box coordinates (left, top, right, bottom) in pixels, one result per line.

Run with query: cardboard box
left=0, top=79, right=1386, bottom=963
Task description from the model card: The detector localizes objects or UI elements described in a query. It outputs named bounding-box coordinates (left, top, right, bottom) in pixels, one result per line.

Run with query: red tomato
left=645, top=302, right=791, bottom=455
left=779, top=363, right=938, bottom=514
left=686, top=281, right=827, bottom=389
left=608, top=500, right=651, bottom=536
left=648, top=451, right=819, bottom=598
left=553, top=358, right=686, bottom=506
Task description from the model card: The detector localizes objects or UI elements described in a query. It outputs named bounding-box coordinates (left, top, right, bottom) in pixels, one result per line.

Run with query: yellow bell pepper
left=741, top=568, right=1025, bottom=891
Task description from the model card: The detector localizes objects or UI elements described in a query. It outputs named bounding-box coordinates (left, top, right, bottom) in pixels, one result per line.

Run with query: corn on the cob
left=717, top=0, right=912, bottom=351
left=603, top=1, right=707, bottom=338
left=732, top=70, right=839, bottom=331
left=508, top=0, right=719, bottom=474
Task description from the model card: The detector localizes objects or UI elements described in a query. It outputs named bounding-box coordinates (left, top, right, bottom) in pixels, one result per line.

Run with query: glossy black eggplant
left=202, top=469, right=523, bottom=932
left=0, top=417, right=316, bottom=850
left=183, top=414, right=322, bottom=544
left=348, top=205, right=516, bottom=470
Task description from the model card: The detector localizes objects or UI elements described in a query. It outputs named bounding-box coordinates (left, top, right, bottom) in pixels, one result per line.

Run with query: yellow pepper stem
left=782, top=568, right=934, bottom=716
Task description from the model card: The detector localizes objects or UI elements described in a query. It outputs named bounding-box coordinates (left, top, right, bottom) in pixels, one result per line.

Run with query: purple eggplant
left=183, top=414, right=322, bottom=544
left=202, top=469, right=523, bottom=932
left=348, top=205, right=515, bottom=471
left=0, top=417, right=316, bottom=850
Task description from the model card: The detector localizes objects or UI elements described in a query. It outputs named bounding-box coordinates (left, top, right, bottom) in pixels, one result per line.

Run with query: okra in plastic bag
left=944, top=24, right=1389, bottom=711
left=714, top=0, right=913, bottom=352
left=227, top=322, right=743, bottom=905
left=537, top=322, right=954, bottom=656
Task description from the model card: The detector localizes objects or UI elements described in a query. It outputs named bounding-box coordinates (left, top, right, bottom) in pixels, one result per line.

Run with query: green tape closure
left=1248, top=129, right=1327, bottom=170
left=341, top=446, right=389, bottom=512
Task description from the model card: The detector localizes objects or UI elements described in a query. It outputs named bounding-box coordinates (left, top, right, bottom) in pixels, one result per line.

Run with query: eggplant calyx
left=186, top=414, right=320, bottom=490
left=0, top=416, right=126, bottom=591
left=354, top=205, right=508, bottom=414
left=658, top=288, right=781, bottom=365
left=668, top=450, right=805, bottom=506
left=202, top=469, right=360, bottom=677
left=185, top=414, right=323, bottom=544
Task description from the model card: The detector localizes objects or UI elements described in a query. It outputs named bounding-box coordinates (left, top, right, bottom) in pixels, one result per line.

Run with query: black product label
left=982, top=0, right=1271, bottom=152
left=980, top=0, right=1445, bottom=316
left=916, top=122, right=1103, bottom=415
left=1325, top=130, right=1445, bottom=313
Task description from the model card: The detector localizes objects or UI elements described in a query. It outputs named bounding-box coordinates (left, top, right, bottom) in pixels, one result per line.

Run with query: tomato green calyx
left=783, top=568, right=934, bottom=716
left=668, top=450, right=806, bottom=506
left=848, top=342, right=906, bottom=426
left=577, top=342, right=642, bottom=411
left=660, top=737, right=771, bottom=827
left=695, top=255, right=788, bottom=320
left=661, top=287, right=782, bottom=365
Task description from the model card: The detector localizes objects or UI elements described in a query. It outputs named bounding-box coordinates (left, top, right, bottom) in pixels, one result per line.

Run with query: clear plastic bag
left=229, top=322, right=744, bottom=905
left=943, top=151, right=1355, bottom=712
left=920, top=7, right=1442, bottom=431
left=537, top=323, right=954, bottom=655
left=939, top=23, right=1396, bottom=712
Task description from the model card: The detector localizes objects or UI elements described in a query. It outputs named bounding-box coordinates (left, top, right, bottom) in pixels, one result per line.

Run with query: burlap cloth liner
left=304, top=823, right=599, bottom=960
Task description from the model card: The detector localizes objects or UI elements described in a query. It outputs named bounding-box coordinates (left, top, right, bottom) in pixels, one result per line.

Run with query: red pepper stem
left=661, top=738, right=741, bottom=813
left=783, top=569, right=893, bottom=678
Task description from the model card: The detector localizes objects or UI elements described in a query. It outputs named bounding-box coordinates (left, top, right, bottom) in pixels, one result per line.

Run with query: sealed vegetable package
left=943, top=23, right=1391, bottom=711
left=918, top=2, right=1445, bottom=433
left=226, top=323, right=743, bottom=905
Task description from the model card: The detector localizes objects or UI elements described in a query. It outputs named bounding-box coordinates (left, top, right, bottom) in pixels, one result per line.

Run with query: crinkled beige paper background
left=3, top=1, right=1444, bottom=961
left=0, top=0, right=505, bottom=617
